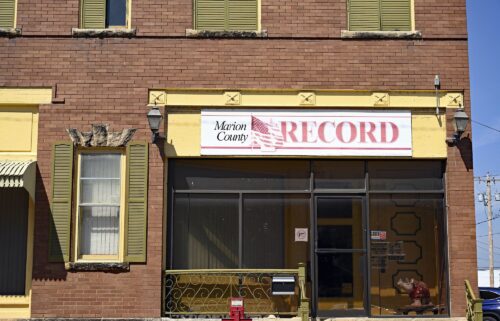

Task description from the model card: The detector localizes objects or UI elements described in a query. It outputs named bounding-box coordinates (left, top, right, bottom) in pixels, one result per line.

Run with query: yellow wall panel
left=166, top=110, right=201, bottom=157
left=0, top=88, right=52, bottom=105
left=0, top=111, right=33, bottom=152
left=412, top=112, right=447, bottom=158
left=0, top=106, right=38, bottom=159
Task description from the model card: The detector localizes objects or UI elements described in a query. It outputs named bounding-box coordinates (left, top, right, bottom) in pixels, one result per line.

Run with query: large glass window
left=77, top=152, right=122, bottom=259
left=313, top=161, right=365, bottom=190
left=168, top=159, right=448, bottom=317
left=369, top=194, right=448, bottom=316
left=171, top=159, right=310, bottom=191
left=172, top=194, right=239, bottom=269
left=243, top=194, right=310, bottom=269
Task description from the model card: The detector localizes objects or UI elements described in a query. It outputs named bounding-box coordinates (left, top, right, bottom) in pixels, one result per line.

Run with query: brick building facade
left=0, top=0, right=476, bottom=318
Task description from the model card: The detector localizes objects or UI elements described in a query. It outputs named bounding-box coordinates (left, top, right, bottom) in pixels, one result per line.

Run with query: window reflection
left=369, top=194, right=448, bottom=316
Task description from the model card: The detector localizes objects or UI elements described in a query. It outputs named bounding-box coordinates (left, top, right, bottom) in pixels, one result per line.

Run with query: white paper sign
left=295, top=228, right=308, bottom=242
left=201, top=109, right=412, bottom=156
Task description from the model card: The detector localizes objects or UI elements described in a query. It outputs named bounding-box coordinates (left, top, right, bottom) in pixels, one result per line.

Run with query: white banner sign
left=200, top=110, right=412, bottom=156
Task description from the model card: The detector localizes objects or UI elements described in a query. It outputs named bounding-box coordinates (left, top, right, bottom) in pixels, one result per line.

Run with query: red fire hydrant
left=223, top=298, right=252, bottom=321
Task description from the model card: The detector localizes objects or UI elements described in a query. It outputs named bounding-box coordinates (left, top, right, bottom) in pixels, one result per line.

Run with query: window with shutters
left=74, top=150, right=126, bottom=261
left=0, top=0, right=16, bottom=29
left=80, top=0, right=130, bottom=29
left=194, top=0, right=259, bottom=31
left=348, top=0, right=412, bottom=32
left=49, top=141, right=148, bottom=265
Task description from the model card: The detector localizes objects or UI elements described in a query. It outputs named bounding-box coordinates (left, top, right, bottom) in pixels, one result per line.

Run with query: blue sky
left=467, top=0, right=500, bottom=268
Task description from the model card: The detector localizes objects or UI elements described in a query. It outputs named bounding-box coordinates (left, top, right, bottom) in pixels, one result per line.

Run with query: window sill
left=186, top=28, right=268, bottom=38
left=66, top=262, right=130, bottom=272
left=0, top=27, right=22, bottom=37
left=71, top=28, right=136, bottom=38
left=341, top=30, right=422, bottom=39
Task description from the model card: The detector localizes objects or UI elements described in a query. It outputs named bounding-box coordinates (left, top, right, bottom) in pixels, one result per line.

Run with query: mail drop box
left=271, top=276, right=296, bottom=295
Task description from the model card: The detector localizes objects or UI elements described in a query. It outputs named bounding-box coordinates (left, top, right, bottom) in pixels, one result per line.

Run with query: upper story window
left=348, top=0, right=412, bottom=31
left=194, top=0, right=258, bottom=31
left=81, top=0, right=130, bottom=29
left=0, top=0, right=16, bottom=29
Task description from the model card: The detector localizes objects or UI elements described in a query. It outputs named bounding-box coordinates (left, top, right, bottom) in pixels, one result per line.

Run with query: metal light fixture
left=446, top=107, right=469, bottom=145
left=147, top=105, right=163, bottom=143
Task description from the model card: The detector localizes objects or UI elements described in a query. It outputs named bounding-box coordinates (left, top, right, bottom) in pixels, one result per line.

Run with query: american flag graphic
left=251, top=116, right=284, bottom=151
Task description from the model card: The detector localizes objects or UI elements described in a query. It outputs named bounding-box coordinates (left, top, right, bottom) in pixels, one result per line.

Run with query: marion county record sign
left=200, top=109, right=412, bottom=156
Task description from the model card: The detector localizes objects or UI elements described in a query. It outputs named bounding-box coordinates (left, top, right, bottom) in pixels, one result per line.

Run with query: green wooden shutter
left=0, top=0, right=15, bottom=28
left=348, top=0, right=380, bottom=31
left=81, top=0, right=106, bottom=29
left=48, top=142, right=74, bottom=263
left=195, top=0, right=226, bottom=31
left=228, top=0, right=257, bottom=31
left=380, top=0, right=411, bottom=31
left=125, top=142, right=148, bottom=263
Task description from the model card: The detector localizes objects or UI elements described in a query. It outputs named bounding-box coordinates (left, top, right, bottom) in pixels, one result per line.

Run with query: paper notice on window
left=295, top=228, right=308, bottom=242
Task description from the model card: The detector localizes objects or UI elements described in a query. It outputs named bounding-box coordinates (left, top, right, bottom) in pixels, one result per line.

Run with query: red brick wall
left=1, top=0, right=475, bottom=317
left=15, top=0, right=467, bottom=37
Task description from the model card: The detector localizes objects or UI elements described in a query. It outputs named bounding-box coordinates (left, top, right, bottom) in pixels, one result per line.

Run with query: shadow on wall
left=32, top=165, right=68, bottom=281
left=457, top=136, right=473, bottom=171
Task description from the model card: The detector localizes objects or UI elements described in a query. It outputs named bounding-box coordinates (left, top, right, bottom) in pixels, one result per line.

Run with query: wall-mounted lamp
left=446, top=107, right=469, bottom=145
left=147, top=105, right=163, bottom=143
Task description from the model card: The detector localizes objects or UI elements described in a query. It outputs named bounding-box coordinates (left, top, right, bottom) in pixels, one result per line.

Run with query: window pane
left=80, top=206, right=120, bottom=255
left=79, top=153, right=121, bottom=256
left=480, top=291, right=500, bottom=300
left=81, top=153, right=121, bottom=178
left=317, top=198, right=363, bottom=250
left=368, top=161, right=443, bottom=191
left=81, top=179, right=121, bottom=204
left=172, top=194, right=239, bottom=269
left=313, top=161, right=365, bottom=190
left=106, top=0, right=127, bottom=27
left=171, top=160, right=310, bottom=191
left=317, top=252, right=365, bottom=314
left=243, top=194, right=310, bottom=269
left=369, top=194, right=448, bottom=316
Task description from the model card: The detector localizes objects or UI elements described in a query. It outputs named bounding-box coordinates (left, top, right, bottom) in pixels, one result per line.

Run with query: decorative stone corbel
left=67, top=124, right=137, bottom=147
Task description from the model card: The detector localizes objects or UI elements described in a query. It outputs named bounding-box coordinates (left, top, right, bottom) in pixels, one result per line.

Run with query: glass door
left=314, top=196, right=367, bottom=317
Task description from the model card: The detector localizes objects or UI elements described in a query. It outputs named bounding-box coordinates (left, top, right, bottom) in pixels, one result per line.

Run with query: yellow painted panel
left=166, top=110, right=201, bottom=157
left=0, top=106, right=38, bottom=158
left=166, top=109, right=447, bottom=158
left=0, top=304, right=30, bottom=319
left=153, top=89, right=463, bottom=109
left=0, top=111, right=33, bottom=152
left=412, top=112, right=447, bottom=158
left=0, top=88, right=52, bottom=105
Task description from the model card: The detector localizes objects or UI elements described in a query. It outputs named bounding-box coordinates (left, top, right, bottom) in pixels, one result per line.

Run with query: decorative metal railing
left=164, top=263, right=309, bottom=321
left=465, top=280, right=483, bottom=321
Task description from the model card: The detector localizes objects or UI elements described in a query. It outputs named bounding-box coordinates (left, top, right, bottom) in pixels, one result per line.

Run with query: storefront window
left=369, top=161, right=443, bottom=191
left=168, top=159, right=448, bottom=317
left=369, top=194, right=448, bottom=316
left=172, top=194, right=239, bottom=269
left=243, top=194, right=310, bottom=269
left=171, top=159, right=310, bottom=191
left=313, top=161, right=365, bottom=190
